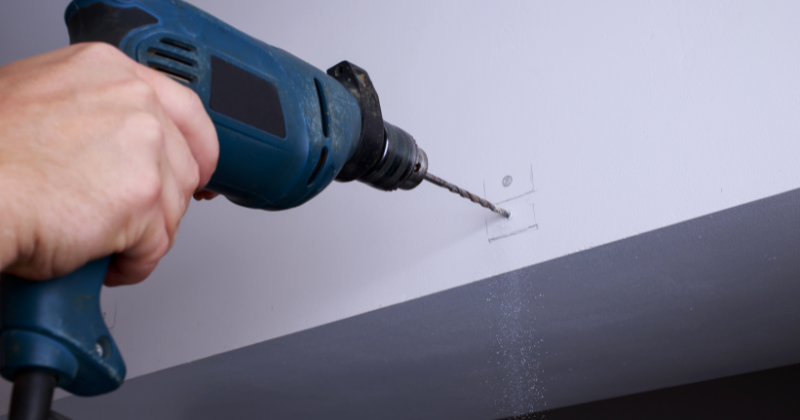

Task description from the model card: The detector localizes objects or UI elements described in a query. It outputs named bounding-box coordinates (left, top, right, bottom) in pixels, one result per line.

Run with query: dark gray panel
left=531, top=363, right=800, bottom=419
left=49, top=189, right=800, bottom=420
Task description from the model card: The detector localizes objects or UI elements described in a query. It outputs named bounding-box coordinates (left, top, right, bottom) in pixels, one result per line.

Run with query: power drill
left=0, top=1, right=510, bottom=418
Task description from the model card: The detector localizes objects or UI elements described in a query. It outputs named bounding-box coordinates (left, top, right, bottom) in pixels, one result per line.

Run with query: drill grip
left=0, top=0, right=147, bottom=398
left=0, top=258, right=125, bottom=396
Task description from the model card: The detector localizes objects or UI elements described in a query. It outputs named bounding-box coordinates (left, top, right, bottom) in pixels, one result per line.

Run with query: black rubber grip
left=66, top=2, right=158, bottom=46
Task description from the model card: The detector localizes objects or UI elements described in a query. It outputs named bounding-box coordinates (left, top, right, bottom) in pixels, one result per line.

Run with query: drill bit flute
left=424, top=173, right=512, bottom=219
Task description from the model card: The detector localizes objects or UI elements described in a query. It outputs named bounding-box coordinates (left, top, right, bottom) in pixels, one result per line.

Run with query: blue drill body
left=0, top=0, right=430, bottom=398
left=73, top=0, right=365, bottom=210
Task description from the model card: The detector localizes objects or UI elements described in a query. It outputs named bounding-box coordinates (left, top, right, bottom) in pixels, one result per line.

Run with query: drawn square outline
left=484, top=165, right=538, bottom=243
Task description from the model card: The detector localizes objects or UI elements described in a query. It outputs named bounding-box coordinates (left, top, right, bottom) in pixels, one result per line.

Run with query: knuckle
left=129, top=166, right=163, bottom=208
left=186, top=90, right=205, bottom=115
left=153, top=228, right=173, bottom=260
left=160, top=214, right=181, bottom=252
left=119, top=79, right=159, bottom=108
left=126, top=112, right=165, bottom=148
left=184, top=161, right=201, bottom=193
left=163, top=185, right=189, bottom=235
left=72, top=42, right=121, bottom=62
left=118, top=113, right=167, bottom=210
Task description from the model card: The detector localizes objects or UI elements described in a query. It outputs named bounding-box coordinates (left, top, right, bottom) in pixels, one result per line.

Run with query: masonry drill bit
left=424, top=173, right=512, bottom=218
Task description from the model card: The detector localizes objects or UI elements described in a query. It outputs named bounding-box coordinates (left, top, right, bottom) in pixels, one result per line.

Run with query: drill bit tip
left=424, top=173, right=512, bottom=218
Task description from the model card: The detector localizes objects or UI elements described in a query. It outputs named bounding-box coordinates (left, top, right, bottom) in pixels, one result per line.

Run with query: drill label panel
left=209, top=56, right=286, bottom=138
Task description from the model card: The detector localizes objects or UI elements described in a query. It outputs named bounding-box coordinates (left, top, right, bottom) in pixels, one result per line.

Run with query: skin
left=0, top=43, right=219, bottom=286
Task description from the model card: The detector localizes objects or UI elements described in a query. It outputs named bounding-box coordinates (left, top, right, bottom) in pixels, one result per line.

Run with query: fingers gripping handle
left=0, top=258, right=126, bottom=396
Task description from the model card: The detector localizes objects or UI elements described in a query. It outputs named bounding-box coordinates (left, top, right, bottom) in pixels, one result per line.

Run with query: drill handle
left=0, top=0, right=145, bottom=398
left=0, top=257, right=126, bottom=397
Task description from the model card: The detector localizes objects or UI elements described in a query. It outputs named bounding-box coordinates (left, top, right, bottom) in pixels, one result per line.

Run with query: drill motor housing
left=66, top=0, right=428, bottom=209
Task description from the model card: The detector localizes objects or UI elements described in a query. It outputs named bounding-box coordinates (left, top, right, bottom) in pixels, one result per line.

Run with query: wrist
left=0, top=166, right=30, bottom=271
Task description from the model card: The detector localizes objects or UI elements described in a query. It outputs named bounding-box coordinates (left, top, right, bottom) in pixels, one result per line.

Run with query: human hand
left=0, top=43, right=219, bottom=286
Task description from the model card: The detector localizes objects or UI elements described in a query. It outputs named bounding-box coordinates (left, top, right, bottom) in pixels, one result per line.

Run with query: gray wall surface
left=0, top=1, right=68, bottom=66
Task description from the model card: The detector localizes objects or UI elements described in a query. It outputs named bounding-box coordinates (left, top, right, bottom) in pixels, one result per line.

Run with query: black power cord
left=48, top=411, right=74, bottom=420
left=9, top=371, right=55, bottom=420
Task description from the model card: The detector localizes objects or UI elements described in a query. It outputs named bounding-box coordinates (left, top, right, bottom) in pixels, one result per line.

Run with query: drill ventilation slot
left=307, top=147, right=328, bottom=186
left=146, top=62, right=195, bottom=83
left=141, top=37, right=199, bottom=85
left=314, top=78, right=330, bottom=138
left=159, top=38, right=197, bottom=52
left=147, top=48, right=197, bottom=67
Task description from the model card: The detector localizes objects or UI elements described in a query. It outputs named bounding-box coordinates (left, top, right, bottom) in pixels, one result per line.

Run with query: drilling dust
left=486, top=270, right=547, bottom=418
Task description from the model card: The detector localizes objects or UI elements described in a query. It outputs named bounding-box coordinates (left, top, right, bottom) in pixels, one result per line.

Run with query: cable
left=9, top=371, right=56, bottom=420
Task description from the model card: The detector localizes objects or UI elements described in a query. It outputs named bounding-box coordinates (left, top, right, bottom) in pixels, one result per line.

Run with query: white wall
left=1, top=0, right=799, bottom=412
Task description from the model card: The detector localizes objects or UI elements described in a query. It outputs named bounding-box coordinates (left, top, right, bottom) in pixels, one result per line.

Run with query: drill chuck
left=358, top=122, right=428, bottom=191
left=325, top=61, right=427, bottom=192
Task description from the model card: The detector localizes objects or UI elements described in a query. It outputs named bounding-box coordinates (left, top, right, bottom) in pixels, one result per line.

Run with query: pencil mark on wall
left=497, top=165, right=536, bottom=204
left=488, top=222, right=539, bottom=243
left=486, top=165, right=538, bottom=242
